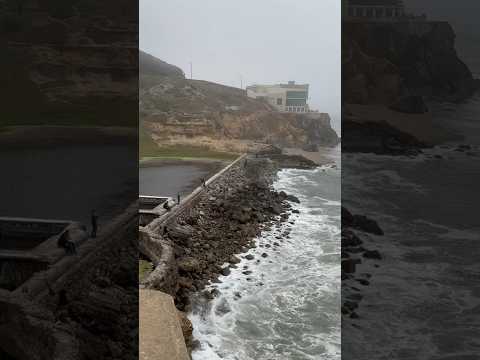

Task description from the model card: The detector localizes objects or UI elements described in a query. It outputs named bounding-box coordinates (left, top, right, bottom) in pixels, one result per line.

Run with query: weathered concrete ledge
left=140, top=290, right=189, bottom=360
left=16, top=201, right=138, bottom=300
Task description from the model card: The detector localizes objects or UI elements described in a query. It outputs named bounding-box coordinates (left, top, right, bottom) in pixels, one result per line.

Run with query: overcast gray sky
left=140, top=0, right=341, bottom=132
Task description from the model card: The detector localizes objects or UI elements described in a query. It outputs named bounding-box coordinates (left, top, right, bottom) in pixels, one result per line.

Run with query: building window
left=277, top=98, right=282, bottom=105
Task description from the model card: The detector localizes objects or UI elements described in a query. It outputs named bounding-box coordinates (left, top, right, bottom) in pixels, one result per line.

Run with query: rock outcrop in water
left=140, top=51, right=339, bottom=153
left=342, top=19, right=478, bottom=153
left=343, top=21, right=478, bottom=104
left=341, top=207, right=383, bottom=320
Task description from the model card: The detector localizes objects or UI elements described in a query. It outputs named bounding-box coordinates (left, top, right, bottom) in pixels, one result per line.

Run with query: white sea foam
left=189, top=166, right=340, bottom=360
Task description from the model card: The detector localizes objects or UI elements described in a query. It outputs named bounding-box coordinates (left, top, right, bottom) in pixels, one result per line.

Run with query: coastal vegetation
left=139, top=259, right=154, bottom=283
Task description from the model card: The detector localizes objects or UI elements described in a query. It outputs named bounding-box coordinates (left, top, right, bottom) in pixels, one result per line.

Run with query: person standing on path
left=91, top=209, right=98, bottom=238
left=177, top=193, right=181, bottom=204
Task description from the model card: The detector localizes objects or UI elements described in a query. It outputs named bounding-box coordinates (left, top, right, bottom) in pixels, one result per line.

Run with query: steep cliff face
left=143, top=110, right=339, bottom=153
left=1, top=0, right=138, bottom=125
left=140, top=52, right=339, bottom=153
left=343, top=21, right=478, bottom=104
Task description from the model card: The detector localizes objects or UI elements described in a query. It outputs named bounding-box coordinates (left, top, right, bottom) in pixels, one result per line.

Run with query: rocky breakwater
left=341, top=207, right=383, bottom=320
left=149, top=157, right=301, bottom=349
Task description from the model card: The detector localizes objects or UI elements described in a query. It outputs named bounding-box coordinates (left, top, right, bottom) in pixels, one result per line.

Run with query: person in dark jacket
left=91, top=209, right=98, bottom=238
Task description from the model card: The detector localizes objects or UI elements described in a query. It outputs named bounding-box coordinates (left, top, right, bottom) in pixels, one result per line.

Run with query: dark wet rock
left=352, top=215, right=383, bottom=235
left=229, top=255, right=241, bottom=264
left=342, top=259, right=361, bottom=274
left=292, top=209, right=300, bottom=214
left=348, top=247, right=365, bottom=254
left=342, top=230, right=362, bottom=247
left=268, top=153, right=320, bottom=169
left=285, top=194, right=300, bottom=203
left=215, top=299, right=231, bottom=316
left=267, top=204, right=283, bottom=215
left=344, top=301, right=359, bottom=312
left=356, top=279, right=370, bottom=286
left=221, top=267, right=231, bottom=276
left=261, top=253, right=268, bottom=258
left=178, top=277, right=194, bottom=289
left=242, top=270, right=252, bottom=275
left=245, top=254, right=255, bottom=260
left=202, top=290, right=214, bottom=300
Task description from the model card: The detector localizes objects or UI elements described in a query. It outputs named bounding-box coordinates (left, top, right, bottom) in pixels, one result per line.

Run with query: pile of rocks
left=45, top=225, right=139, bottom=360
left=341, top=207, right=383, bottom=319
left=162, top=158, right=299, bottom=313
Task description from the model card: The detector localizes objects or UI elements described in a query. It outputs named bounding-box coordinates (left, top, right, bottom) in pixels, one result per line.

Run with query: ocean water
left=342, top=95, right=480, bottom=359
left=189, top=148, right=340, bottom=360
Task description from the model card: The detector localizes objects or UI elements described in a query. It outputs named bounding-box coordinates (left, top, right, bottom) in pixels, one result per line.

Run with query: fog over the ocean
left=140, top=0, right=341, bottom=132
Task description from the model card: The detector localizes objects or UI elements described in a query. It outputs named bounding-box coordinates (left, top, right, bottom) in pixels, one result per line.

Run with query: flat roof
left=349, top=0, right=404, bottom=5
left=247, top=83, right=309, bottom=90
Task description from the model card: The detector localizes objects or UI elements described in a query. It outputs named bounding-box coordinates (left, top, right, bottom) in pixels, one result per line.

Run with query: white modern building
left=246, top=81, right=310, bottom=113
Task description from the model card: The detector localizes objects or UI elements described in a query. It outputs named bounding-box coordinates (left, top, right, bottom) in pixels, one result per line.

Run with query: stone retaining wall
left=140, top=154, right=247, bottom=293
left=0, top=202, right=139, bottom=360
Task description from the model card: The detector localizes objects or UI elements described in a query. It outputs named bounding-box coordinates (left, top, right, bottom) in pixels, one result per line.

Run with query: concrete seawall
left=139, top=154, right=247, bottom=292
left=139, top=154, right=250, bottom=360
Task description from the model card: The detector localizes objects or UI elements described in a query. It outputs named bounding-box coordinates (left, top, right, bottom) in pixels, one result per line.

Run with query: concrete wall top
left=140, top=290, right=189, bottom=360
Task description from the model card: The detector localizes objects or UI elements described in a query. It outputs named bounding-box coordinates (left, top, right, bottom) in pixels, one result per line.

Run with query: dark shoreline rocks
left=342, top=207, right=383, bottom=319
left=161, top=158, right=298, bottom=315
left=342, top=119, right=426, bottom=156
